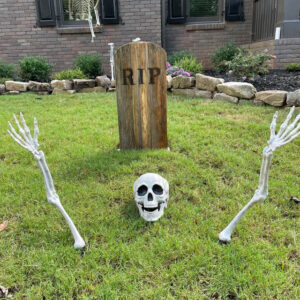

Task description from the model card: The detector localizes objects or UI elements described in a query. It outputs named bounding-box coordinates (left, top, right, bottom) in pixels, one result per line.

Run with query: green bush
left=211, top=42, right=241, bottom=73
left=0, top=78, right=13, bottom=84
left=167, top=51, right=195, bottom=66
left=228, top=49, right=275, bottom=79
left=54, top=68, right=87, bottom=80
left=19, top=56, right=52, bottom=82
left=73, top=54, right=102, bottom=78
left=285, top=63, right=300, bottom=72
left=176, top=56, right=203, bottom=75
left=0, top=60, right=16, bottom=79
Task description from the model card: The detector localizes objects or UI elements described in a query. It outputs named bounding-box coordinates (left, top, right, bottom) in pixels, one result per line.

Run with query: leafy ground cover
left=0, top=93, right=299, bottom=299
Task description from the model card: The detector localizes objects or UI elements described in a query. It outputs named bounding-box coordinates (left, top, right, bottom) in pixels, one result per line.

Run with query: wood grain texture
left=115, top=42, right=167, bottom=150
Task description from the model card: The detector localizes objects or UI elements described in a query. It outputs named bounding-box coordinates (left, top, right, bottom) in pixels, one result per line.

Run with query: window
left=168, top=0, right=244, bottom=24
left=187, top=0, right=223, bottom=22
left=35, top=0, right=119, bottom=28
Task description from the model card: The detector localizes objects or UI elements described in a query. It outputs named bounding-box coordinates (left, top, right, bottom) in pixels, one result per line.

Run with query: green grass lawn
left=0, top=92, right=299, bottom=299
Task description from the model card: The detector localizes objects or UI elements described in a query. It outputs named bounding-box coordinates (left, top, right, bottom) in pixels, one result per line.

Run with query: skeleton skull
left=134, top=173, right=169, bottom=222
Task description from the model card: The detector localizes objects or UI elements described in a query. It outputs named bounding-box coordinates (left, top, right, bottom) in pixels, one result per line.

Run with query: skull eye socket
left=137, top=185, right=148, bottom=196
left=153, top=184, right=163, bottom=195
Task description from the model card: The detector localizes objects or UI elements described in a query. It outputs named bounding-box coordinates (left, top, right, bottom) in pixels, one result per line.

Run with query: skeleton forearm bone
left=219, top=107, right=300, bottom=243
left=8, top=113, right=85, bottom=249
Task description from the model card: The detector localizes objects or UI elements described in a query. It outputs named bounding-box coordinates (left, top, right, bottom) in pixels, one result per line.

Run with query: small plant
left=0, top=78, right=13, bottom=84
left=176, top=56, right=203, bottom=75
left=19, top=56, right=52, bottom=82
left=211, top=41, right=241, bottom=73
left=166, top=62, right=191, bottom=77
left=227, top=48, right=275, bottom=80
left=54, top=69, right=87, bottom=80
left=73, top=54, right=102, bottom=78
left=167, top=51, right=195, bottom=66
left=285, top=63, right=300, bottom=72
left=0, top=60, right=16, bottom=79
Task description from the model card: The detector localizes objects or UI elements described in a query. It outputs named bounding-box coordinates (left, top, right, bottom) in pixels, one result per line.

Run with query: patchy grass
left=0, top=92, right=299, bottom=299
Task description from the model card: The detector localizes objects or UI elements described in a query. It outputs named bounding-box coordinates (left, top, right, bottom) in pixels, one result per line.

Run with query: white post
left=108, top=43, right=115, bottom=82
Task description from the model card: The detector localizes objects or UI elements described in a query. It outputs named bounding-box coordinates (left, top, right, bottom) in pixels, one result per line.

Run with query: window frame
left=186, top=0, right=224, bottom=23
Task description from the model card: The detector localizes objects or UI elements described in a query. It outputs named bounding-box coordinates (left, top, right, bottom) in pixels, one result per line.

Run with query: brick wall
left=0, top=0, right=162, bottom=74
left=163, top=0, right=253, bottom=69
left=246, top=38, right=300, bottom=69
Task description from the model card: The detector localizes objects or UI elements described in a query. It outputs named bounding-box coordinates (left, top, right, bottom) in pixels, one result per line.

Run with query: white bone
left=219, top=107, right=300, bottom=243
left=108, top=43, right=115, bottom=82
left=8, top=113, right=85, bottom=250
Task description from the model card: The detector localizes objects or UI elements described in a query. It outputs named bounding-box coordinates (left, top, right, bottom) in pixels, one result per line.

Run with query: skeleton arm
left=8, top=113, right=85, bottom=250
left=219, top=107, right=300, bottom=243
left=94, top=0, right=100, bottom=26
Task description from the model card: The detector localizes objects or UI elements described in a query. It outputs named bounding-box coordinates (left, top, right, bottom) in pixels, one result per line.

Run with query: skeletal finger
left=278, top=106, right=295, bottom=137
left=280, top=114, right=300, bottom=140
left=13, top=114, right=32, bottom=145
left=20, top=112, right=34, bottom=141
left=8, top=121, right=27, bottom=145
left=8, top=129, right=29, bottom=150
left=281, top=123, right=300, bottom=144
left=269, top=111, right=278, bottom=140
left=280, top=130, right=300, bottom=147
left=33, top=117, right=39, bottom=148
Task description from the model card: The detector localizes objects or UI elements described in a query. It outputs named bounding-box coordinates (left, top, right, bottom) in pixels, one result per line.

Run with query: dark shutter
left=35, top=0, right=56, bottom=26
left=168, top=0, right=186, bottom=24
left=225, top=0, right=244, bottom=21
left=101, top=0, right=119, bottom=24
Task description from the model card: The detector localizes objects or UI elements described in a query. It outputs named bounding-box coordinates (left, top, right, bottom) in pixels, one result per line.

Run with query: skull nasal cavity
left=148, top=193, right=153, bottom=201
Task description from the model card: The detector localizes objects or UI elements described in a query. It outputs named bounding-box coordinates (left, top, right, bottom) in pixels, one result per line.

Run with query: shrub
left=0, top=60, right=16, bottom=79
left=0, top=78, right=13, bottom=84
left=211, top=41, right=241, bottom=73
left=54, top=69, right=87, bottom=80
left=166, top=62, right=191, bottom=77
left=285, top=63, right=300, bottom=72
left=167, top=51, right=195, bottom=66
left=176, top=56, right=203, bottom=75
left=19, top=56, right=52, bottom=82
left=73, top=54, right=102, bottom=78
left=228, top=49, right=275, bottom=79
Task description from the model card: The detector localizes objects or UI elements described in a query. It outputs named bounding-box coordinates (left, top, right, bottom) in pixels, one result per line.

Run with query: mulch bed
left=204, top=69, right=300, bottom=92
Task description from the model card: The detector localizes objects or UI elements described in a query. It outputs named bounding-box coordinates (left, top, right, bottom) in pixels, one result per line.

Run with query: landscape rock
left=51, top=80, right=73, bottom=90
left=79, top=86, right=106, bottom=93
left=217, top=82, right=256, bottom=99
left=6, top=91, right=20, bottom=95
left=0, top=84, right=5, bottom=94
left=28, top=81, right=51, bottom=92
left=286, top=89, right=300, bottom=107
left=111, top=80, right=116, bottom=88
left=5, top=81, right=29, bottom=92
left=253, top=99, right=265, bottom=106
left=172, top=75, right=195, bottom=89
left=74, top=79, right=96, bottom=90
left=213, top=93, right=239, bottom=104
left=255, top=90, right=287, bottom=107
left=52, top=88, right=76, bottom=95
left=196, top=74, right=224, bottom=91
left=167, top=75, right=173, bottom=89
left=96, top=75, right=111, bottom=89
left=172, top=88, right=211, bottom=98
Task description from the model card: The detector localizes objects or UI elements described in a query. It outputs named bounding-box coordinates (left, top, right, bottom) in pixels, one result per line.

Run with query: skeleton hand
left=8, top=113, right=85, bottom=250
left=8, top=113, right=40, bottom=159
left=219, top=107, right=300, bottom=243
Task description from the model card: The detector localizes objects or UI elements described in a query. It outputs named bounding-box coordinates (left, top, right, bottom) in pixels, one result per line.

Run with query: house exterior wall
left=0, top=0, right=162, bottom=74
left=163, top=0, right=254, bottom=68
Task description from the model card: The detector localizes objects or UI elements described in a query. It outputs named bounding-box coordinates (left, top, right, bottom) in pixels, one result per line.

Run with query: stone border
left=0, top=75, right=116, bottom=96
left=167, top=74, right=300, bottom=107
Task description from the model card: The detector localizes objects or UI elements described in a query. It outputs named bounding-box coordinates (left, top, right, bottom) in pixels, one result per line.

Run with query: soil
left=204, top=69, right=300, bottom=92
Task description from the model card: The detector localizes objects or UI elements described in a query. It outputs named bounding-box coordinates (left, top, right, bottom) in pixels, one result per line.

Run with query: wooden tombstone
left=115, top=42, right=168, bottom=150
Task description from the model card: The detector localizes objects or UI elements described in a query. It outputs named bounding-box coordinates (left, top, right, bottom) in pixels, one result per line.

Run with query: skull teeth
left=140, top=203, right=161, bottom=212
